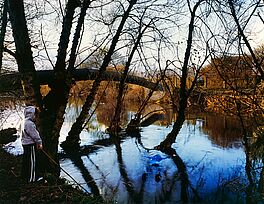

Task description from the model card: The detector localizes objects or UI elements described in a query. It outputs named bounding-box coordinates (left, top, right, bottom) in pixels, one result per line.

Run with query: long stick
left=41, top=149, right=90, bottom=194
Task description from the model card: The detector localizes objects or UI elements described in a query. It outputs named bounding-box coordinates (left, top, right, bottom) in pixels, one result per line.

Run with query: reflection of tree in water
left=60, top=100, right=264, bottom=202
left=129, top=130, right=200, bottom=203
left=96, top=103, right=126, bottom=127
left=158, top=147, right=201, bottom=203
left=88, top=97, right=252, bottom=149
left=114, top=133, right=178, bottom=203
left=112, top=135, right=145, bottom=204
left=186, top=113, right=245, bottom=148
left=66, top=82, right=144, bottom=127
left=248, top=127, right=264, bottom=202
left=61, top=128, right=198, bottom=203
left=63, top=149, right=102, bottom=198
left=67, top=93, right=167, bottom=128
left=258, top=165, right=264, bottom=202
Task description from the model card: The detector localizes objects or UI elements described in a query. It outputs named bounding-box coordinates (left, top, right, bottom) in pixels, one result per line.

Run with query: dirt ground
left=0, top=147, right=105, bottom=204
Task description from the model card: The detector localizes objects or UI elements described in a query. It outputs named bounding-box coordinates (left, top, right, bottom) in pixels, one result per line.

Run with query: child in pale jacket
left=21, top=106, right=43, bottom=183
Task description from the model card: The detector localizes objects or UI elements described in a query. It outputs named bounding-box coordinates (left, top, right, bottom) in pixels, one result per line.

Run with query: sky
left=2, top=0, right=264, bottom=72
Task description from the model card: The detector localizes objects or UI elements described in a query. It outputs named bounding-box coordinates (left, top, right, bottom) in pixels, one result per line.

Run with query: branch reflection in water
left=2, top=97, right=264, bottom=203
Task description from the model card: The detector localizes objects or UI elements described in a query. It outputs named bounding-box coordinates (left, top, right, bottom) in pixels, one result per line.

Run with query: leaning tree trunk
left=155, top=0, right=202, bottom=151
left=108, top=22, right=147, bottom=134
left=62, top=0, right=138, bottom=149
left=228, top=0, right=264, bottom=80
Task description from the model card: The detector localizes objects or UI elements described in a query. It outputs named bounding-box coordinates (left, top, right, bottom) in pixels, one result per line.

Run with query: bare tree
left=228, top=0, right=264, bottom=79
left=195, top=1, right=264, bottom=200
left=62, top=0, right=138, bottom=148
left=7, top=0, right=91, bottom=176
left=108, top=10, right=155, bottom=134
left=155, top=0, right=207, bottom=151
left=6, top=0, right=263, bottom=184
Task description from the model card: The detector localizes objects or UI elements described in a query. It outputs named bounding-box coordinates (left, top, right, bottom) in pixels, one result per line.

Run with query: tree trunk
left=109, top=23, right=146, bottom=134
left=62, top=0, right=138, bottom=148
left=7, top=0, right=42, bottom=107
left=40, top=0, right=79, bottom=176
left=0, top=0, right=8, bottom=71
left=155, top=0, right=202, bottom=151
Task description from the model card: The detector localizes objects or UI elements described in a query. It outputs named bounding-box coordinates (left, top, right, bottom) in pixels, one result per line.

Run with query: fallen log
left=0, top=69, right=163, bottom=92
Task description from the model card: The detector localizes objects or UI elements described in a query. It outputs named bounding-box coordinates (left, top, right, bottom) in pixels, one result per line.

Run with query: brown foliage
left=201, top=55, right=257, bottom=89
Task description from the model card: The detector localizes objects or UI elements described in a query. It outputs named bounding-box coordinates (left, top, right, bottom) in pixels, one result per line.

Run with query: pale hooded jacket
left=21, top=106, right=42, bottom=146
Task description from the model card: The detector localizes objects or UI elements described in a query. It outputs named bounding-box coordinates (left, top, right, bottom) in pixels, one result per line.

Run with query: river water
left=1, top=100, right=263, bottom=204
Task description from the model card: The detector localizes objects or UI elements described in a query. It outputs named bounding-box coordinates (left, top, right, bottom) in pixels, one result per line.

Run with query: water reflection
left=58, top=101, right=251, bottom=203
left=64, top=101, right=245, bottom=149
left=112, top=135, right=144, bottom=203
left=2, top=98, right=264, bottom=203
left=186, top=113, right=245, bottom=149
left=62, top=146, right=101, bottom=197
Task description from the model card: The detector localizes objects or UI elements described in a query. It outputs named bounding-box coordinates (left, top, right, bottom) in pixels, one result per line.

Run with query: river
left=1, top=99, right=263, bottom=204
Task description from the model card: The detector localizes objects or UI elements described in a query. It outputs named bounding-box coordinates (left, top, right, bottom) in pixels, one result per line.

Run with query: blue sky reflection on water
left=2, top=105, right=250, bottom=203
left=140, top=121, right=246, bottom=201
left=59, top=117, right=247, bottom=203
left=175, top=122, right=245, bottom=197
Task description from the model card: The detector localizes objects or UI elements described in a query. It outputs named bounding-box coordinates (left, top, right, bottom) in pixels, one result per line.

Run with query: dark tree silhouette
left=62, top=0, right=138, bottom=148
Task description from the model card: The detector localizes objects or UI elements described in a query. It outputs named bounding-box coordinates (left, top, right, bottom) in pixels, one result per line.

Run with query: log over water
left=0, top=69, right=163, bottom=92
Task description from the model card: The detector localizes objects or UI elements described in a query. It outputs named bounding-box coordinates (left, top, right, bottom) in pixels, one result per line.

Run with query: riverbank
left=0, top=147, right=105, bottom=204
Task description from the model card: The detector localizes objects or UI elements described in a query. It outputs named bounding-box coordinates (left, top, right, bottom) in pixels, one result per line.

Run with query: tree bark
left=109, top=21, right=147, bottom=134
left=7, top=0, right=42, bottom=107
left=155, top=0, right=203, bottom=151
left=67, top=0, right=90, bottom=72
left=40, top=0, right=80, bottom=176
left=0, top=0, right=8, bottom=71
left=62, top=0, right=138, bottom=148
